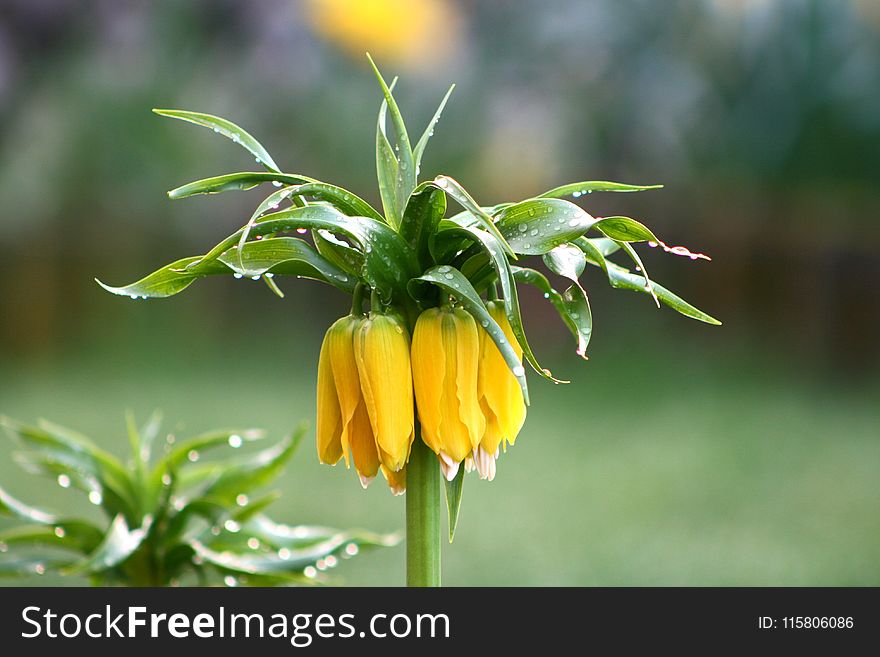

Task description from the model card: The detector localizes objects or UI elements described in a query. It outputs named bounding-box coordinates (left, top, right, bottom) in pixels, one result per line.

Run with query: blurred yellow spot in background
left=304, top=0, right=461, bottom=69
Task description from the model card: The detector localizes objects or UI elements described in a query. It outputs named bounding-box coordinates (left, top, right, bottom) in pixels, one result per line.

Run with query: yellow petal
left=381, top=464, right=406, bottom=496
left=452, top=307, right=485, bottom=451
left=355, top=313, right=414, bottom=472
left=347, top=400, right=380, bottom=480
left=316, top=325, right=343, bottom=464
left=412, top=308, right=445, bottom=456
left=437, top=309, right=476, bottom=463
left=479, top=301, right=526, bottom=451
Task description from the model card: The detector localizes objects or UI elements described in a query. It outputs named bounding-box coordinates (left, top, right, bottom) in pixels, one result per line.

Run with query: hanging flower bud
left=317, top=315, right=380, bottom=488
left=354, top=312, right=415, bottom=474
left=411, top=306, right=485, bottom=480
left=474, top=300, right=527, bottom=480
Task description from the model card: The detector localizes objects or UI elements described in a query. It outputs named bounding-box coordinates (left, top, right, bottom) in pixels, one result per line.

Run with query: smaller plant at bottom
left=0, top=414, right=398, bottom=586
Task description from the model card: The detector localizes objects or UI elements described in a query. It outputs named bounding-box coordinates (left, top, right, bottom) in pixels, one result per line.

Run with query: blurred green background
left=1, top=0, right=878, bottom=586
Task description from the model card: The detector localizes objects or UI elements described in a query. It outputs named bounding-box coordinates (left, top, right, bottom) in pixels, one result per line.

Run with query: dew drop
left=543, top=292, right=550, bottom=299
left=0, top=542, right=7, bottom=553
left=224, top=519, right=241, bottom=533
left=233, top=273, right=243, bottom=279
left=35, top=563, right=46, bottom=575
left=572, top=191, right=582, bottom=198
left=250, top=275, right=260, bottom=281
left=345, top=543, right=359, bottom=556
left=57, top=474, right=71, bottom=489
left=272, top=181, right=283, bottom=188
left=88, top=491, right=103, bottom=505
left=228, top=434, right=243, bottom=448
left=54, top=526, right=66, bottom=538
left=325, top=555, right=338, bottom=568
left=444, top=272, right=454, bottom=280
left=517, top=224, right=528, bottom=233
left=530, top=228, right=539, bottom=237
left=224, top=576, right=237, bottom=587
left=512, top=365, right=526, bottom=377
left=278, top=547, right=291, bottom=560
left=304, top=566, right=318, bottom=578
left=236, top=494, right=249, bottom=507
left=247, top=537, right=260, bottom=550
left=187, top=449, right=199, bottom=462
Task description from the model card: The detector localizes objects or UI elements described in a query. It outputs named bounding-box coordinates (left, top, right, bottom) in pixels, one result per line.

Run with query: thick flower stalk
left=100, top=55, right=720, bottom=586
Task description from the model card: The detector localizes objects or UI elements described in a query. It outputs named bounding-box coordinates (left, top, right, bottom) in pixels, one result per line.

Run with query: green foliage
left=0, top=415, right=399, bottom=586
left=98, top=57, right=720, bottom=536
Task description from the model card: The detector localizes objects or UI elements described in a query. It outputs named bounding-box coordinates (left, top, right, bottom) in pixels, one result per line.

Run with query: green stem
left=406, top=427, right=441, bottom=587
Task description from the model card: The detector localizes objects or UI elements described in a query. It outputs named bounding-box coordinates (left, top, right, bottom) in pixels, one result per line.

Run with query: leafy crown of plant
left=0, top=413, right=398, bottom=585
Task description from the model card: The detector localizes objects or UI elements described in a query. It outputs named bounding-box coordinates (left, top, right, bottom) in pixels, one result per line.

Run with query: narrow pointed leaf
left=367, top=55, right=415, bottom=210
left=168, top=172, right=317, bottom=199
left=376, top=77, right=401, bottom=227
left=539, top=181, right=663, bottom=198
left=400, top=183, right=446, bottom=268
left=542, top=244, right=593, bottom=358
left=413, top=84, right=454, bottom=171
left=312, top=229, right=365, bottom=276
left=444, top=467, right=464, bottom=543
left=0, top=484, right=57, bottom=524
left=409, top=266, right=529, bottom=403
left=286, top=182, right=383, bottom=222
left=512, top=267, right=593, bottom=359
left=433, top=176, right=517, bottom=258
left=153, top=109, right=281, bottom=172
left=63, top=514, right=152, bottom=575
left=495, top=198, right=596, bottom=255
left=594, top=216, right=658, bottom=243
left=219, top=237, right=356, bottom=289
left=193, top=205, right=415, bottom=300
left=577, top=240, right=722, bottom=325
left=0, top=556, right=73, bottom=577
left=0, top=521, right=105, bottom=554
left=616, top=240, right=659, bottom=307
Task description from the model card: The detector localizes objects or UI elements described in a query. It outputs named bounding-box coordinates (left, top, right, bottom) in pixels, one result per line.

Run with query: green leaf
left=539, top=181, right=663, bottom=198
left=2, top=417, right=138, bottom=520
left=165, top=428, right=264, bottom=472
left=444, top=467, right=464, bottom=543
left=0, top=521, right=105, bottom=555
left=312, top=229, right=365, bottom=277
left=432, top=176, right=517, bottom=258
left=218, top=237, right=357, bottom=290
left=594, top=216, right=658, bottom=243
left=167, top=172, right=317, bottom=199
left=413, top=84, right=454, bottom=173
left=367, top=55, right=416, bottom=218
left=616, top=240, right=659, bottom=307
left=400, top=183, right=446, bottom=268
left=287, top=182, right=384, bottom=222
left=437, top=223, right=563, bottom=383
left=376, top=77, right=402, bottom=227
left=495, top=198, right=596, bottom=255
left=96, top=256, right=226, bottom=299
left=97, top=236, right=357, bottom=300
left=409, top=266, right=529, bottom=403
left=576, top=240, right=722, bottom=325
left=199, top=430, right=301, bottom=504
left=0, top=484, right=57, bottom=524
left=63, top=514, right=152, bottom=575
left=512, top=267, right=593, bottom=359
left=153, top=109, right=281, bottom=172
left=193, top=205, right=416, bottom=301
left=542, top=244, right=593, bottom=358
left=0, top=556, right=73, bottom=578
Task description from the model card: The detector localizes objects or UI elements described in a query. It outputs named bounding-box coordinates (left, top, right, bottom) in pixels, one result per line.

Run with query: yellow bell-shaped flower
left=317, top=313, right=413, bottom=492
left=411, top=306, right=485, bottom=480
left=354, top=312, right=415, bottom=474
left=474, top=300, right=527, bottom=481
